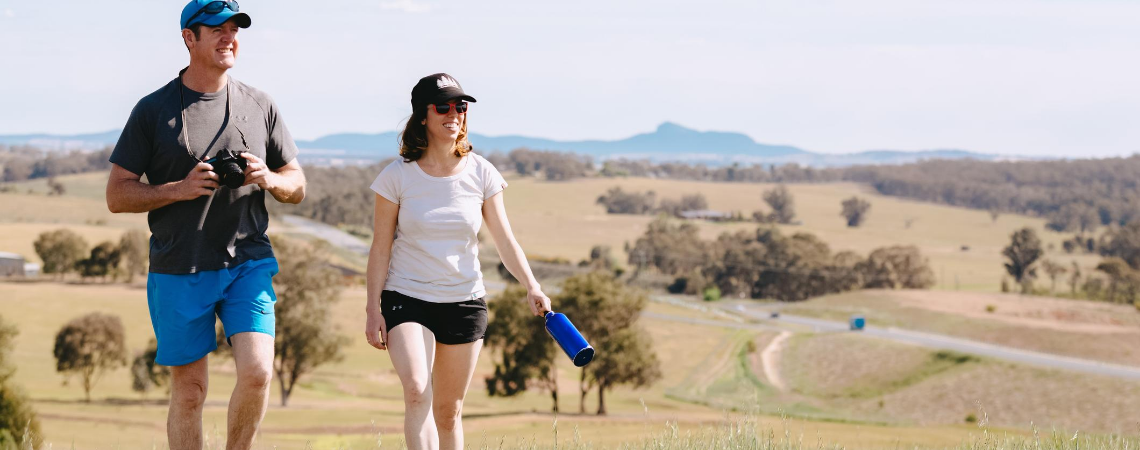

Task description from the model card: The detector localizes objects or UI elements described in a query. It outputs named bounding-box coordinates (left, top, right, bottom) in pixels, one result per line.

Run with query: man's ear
left=181, top=28, right=196, bottom=49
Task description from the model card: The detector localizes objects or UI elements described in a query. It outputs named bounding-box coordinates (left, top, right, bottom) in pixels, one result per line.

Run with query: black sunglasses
left=429, top=102, right=469, bottom=115
left=184, top=1, right=240, bottom=29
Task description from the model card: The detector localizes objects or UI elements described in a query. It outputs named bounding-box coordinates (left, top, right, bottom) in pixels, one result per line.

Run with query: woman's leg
left=432, top=339, right=483, bottom=450
left=387, top=323, right=438, bottom=450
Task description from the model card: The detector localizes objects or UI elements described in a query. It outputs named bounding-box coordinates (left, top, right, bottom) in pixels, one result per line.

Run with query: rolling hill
left=0, top=123, right=1001, bottom=167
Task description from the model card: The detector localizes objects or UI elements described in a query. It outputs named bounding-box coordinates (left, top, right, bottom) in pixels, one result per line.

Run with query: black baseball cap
left=411, top=73, right=477, bottom=109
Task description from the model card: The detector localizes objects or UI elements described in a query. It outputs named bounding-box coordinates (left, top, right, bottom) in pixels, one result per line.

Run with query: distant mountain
left=0, top=123, right=1003, bottom=167
left=0, top=130, right=121, bottom=151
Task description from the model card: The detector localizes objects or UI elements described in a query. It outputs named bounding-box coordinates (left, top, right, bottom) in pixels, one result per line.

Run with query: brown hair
left=399, top=105, right=472, bottom=162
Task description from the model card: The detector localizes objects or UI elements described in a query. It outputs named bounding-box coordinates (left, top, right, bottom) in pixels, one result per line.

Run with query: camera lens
left=219, top=162, right=244, bottom=189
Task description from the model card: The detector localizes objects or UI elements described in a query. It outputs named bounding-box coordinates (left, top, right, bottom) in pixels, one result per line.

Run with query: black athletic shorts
left=380, top=290, right=488, bottom=345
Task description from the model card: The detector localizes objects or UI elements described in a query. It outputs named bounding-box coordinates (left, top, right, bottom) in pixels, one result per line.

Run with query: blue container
left=545, top=312, right=595, bottom=367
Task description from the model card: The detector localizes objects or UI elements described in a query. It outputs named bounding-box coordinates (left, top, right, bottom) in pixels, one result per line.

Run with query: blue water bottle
left=544, top=311, right=594, bottom=367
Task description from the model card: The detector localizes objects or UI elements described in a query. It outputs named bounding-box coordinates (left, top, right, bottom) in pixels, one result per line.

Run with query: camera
left=204, top=149, right=247, bottom=189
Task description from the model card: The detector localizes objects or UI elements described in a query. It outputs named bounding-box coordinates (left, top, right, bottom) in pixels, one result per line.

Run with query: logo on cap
left=437, top=76, right=459, bottom=89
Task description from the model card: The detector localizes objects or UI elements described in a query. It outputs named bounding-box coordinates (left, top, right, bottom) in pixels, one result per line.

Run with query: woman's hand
left=527, top=289, right=552, bottom=317
left=365, top=307, right=388, bottom=350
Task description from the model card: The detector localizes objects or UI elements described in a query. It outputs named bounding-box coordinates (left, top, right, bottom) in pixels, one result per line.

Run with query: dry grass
left=774, top=330, right=1140, bottom=433
left=500, top=176, right=1100, bottom=293
left=783, top=290, right=1140, bottom=366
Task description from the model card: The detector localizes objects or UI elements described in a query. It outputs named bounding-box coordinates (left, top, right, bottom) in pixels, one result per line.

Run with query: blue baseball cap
left=180, top=0, right=251, bottom=30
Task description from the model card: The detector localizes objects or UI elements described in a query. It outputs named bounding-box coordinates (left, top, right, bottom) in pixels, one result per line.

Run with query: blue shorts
left=147, top=258, right=279, bottom=366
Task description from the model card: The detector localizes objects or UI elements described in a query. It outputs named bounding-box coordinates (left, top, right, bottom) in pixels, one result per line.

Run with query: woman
left=364, top=73, right=551, bottom=450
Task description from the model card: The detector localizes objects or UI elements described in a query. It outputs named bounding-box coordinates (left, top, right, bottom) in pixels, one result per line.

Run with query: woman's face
left=423, top=100, right=466, bottom=145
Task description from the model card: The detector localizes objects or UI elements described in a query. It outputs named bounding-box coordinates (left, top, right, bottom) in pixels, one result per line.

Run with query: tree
left=1096, top=258, right=1140, bottom=304
left=763, top=185, right=796, bottom=224
left=555, top=272, right=650, bottom=414
left=1100, top=222, right=1140, bottom=270
left=483, top=285, right=559, bottom=411
left=1069, top=261, right=1082, bottom=296
left=579, top=245, right=615, bottom=272
left=53, top=313, right=128, bottom=402
left=841, top=197, right=871, bottom=227
left=129, top=338, right=169, bottom=398
left=47, top=177, right=66, bottom=196
left=657, top=193, right=709, bottom=216
left=1047, top=204, right=1099, bottom=234
left=1040, top=259, right=1067, bottom=295
left=217, top=238, right=349, bottom=406
left=596, top=186, right=656, bottom=215
left=33, top=229, right=88, bottom=279
left=1003, top=227, right=1043, bottom=293
left=588, top=327, right=661, bottom=415
left=75, top=241, right=121, bottom=282
left=857, top=246, right=936, bottom=289
left=627, top=217, right=705, bottom=276
left=118, top=229, right=149, bottom=283
left=0, top=315, right=42, bottom=448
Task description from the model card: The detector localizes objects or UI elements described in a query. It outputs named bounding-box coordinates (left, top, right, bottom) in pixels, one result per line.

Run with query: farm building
left=0, top=252, right=26, bottom=277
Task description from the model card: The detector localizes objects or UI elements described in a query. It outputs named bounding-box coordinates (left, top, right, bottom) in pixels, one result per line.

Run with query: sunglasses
left=430, top=102, right=469, bottom=115
left=184, top=1, right=240, bottom=28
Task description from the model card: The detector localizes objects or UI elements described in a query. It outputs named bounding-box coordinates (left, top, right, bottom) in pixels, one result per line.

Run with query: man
left=105, top=2, right=305, bottom=449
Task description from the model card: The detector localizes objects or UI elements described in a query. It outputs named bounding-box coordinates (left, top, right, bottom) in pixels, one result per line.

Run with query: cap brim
left=194, top=11, right=251, bottom=28
left=434, top=93, right=477, bottom=104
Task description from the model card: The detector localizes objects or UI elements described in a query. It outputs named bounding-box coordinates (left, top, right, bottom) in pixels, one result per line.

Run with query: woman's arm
left=482, top=191, right=552, bottom=316
left=365, top=195, right=400, bottom=350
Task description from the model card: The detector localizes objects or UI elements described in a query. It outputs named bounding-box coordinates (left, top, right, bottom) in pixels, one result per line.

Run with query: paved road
left=724, top=303, right=1140, bottom=381
left=275, top=220, right=1140, bottom=382
left=279, top=215, right=370, bottom=255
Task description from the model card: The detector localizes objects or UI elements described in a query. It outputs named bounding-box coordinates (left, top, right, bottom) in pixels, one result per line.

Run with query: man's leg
left=387, top=323, right=438, bottom=450
left=432, top=339, right=483, bottom=450
left=226, top=332, right=274, bottom=450
left=169, top=356, right=210, bottom=450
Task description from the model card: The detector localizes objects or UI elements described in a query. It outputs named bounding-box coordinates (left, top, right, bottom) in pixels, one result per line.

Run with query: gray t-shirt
left=110, top=74, right=298, bottom=274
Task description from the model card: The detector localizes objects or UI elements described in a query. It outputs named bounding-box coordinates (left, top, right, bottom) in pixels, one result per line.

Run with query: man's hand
left=172, top=162, right=219, bottom=201
left=241, top=153, right=275, bottom=190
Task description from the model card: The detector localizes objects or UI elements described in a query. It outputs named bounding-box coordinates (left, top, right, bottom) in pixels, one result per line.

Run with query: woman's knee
left=402, top=379, right=432, bottom=409
left=433, top=399, right=464, bottom=431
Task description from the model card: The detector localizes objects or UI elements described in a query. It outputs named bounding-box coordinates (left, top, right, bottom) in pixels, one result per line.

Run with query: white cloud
left=4, top=9, right=14, bottom=18
left=379, top=0, right=431, bottom=13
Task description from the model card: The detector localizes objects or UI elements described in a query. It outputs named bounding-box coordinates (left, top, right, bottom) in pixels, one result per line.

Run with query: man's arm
left=241, top=154, right=305, bottom=204
left=106, top=163, right=219, bottom=213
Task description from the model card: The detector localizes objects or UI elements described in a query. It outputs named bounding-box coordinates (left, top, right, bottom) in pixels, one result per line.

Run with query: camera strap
left=177, top=69, right=249, bottom=162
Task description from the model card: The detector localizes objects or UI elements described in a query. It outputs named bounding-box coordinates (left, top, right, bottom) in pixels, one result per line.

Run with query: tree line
left=1003, top=223, right=1140, bottom=305
left=601, top=156, right=1140, bottom=231
left=0, top=145, right=113, bottom=183
left=32, top=228, right=149, bottom=282
left=8, top=142, right=1140, bottom=233
left=627, top=217, right=933, bottom=302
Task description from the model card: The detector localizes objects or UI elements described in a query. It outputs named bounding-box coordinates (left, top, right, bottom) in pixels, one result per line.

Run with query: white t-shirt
left=370, top=153, right=508, bottom=303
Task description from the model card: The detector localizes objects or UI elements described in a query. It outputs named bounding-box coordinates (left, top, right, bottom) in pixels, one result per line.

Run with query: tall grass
left=15, top=416, right=1139, bottom=450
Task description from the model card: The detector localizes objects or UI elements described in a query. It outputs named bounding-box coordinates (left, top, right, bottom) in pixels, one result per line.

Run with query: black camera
left=204, top=149, right=248, bottom=189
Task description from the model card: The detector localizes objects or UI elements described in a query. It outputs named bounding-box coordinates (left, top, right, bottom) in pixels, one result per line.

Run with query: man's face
left=184, top=19, right=241, bottom=70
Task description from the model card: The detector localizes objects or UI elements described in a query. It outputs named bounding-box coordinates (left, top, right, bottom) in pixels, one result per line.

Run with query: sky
left=0, top=0, right=1137, bottom=157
